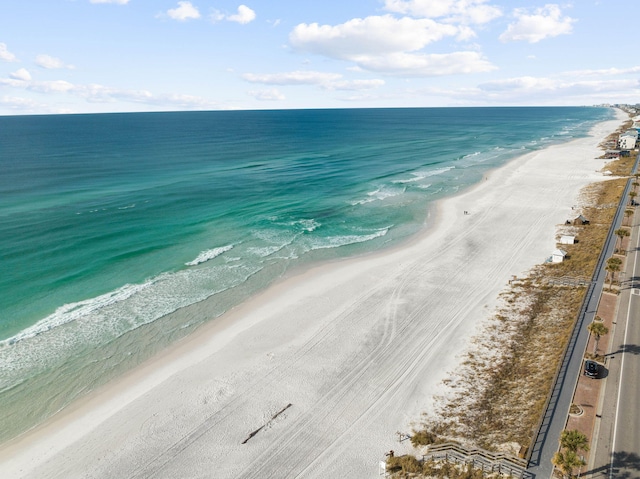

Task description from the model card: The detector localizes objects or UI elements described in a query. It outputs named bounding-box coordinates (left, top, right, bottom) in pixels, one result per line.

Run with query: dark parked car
left=584, top=360, right=599, bottom=378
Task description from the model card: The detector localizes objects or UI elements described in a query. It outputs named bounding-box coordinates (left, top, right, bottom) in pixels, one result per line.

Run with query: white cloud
left=289, top=15, right=494, bottom=76
left=479, top=76, right=555, bottom=92
left=0, top=78, right=29, bottom=88
left=211, top=5, right=256, bottom=24
left=167, top=1, right=201, bottom=21
left=404, top=64, right=640, bottom=105
left=0, top=43, right=17, bottom=62
left=383, top=0, right=502, bottom=25
left=9, top=68, right=31, bottom=81
left=561, top=66, right=640, bottom=77
left=327, top=79, right=386, bottom=91
left=0, top=74, right=218, bottom=110
left=243, top=70, right=386, bottom=92
left=243, top=70, right=342, bottom=85
left=291, top=16, right=458, bottom=58
left=0, top=95, right=42, bottom=111
left=90, top=0, right=130, bottom=4
left=28, top=80, right=76, bottom=93
left=473, top=75, right=640, bottom=104
left=35, top=54, right=74, bottom=70
left=361, top=51, right=495, bottom=76
left=227, top=5, right=256, bottom=24
left=499, top=4, right=575, bottom=43
left=247, top=89, right=285, bottom=101
left=384, top=0, right=455, bottom=18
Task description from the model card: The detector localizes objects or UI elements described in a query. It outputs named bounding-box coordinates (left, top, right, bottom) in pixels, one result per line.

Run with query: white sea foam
left=0, top=280, right=156, bottom=348
left=351, top=186, right=405, bottom=205
left=294, top=218, right=320, bottom=232
left=305, top=228, right=389, bottom=251
left=185, top=244, right=234, bottom=266
left=392, top=166, right=455, bottom=184
left=0, top=262, right=264, bottom=375
left=247, top=245, right=287, bottom=258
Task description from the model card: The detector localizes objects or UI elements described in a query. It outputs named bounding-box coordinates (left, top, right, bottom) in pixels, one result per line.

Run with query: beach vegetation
left=625, top=208, right=634, bottom=225
left=386, top=454, right=424, bottom=474
left=614, top=228, right=630, bottom=253
left=408, top=164, right=630, bottom=465
left=559, top=429, right=589, bottom=454
left=602, top=155, right=636, bottom=176
left=386, top=456, right=498, bottom=478
left=552, top=449, right=586, bottom=479
left=551, top=430, right=588, bottom=478
left=410, top=428, right=445, bottom=447
left=605, top=256, right=622, bottom=289
left=587, top=321, right=609, bottom=355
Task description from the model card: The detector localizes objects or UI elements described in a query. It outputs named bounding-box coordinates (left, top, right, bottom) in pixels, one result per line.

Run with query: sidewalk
left=564, top=230, right=633, bottom=474
left=565, top=291, right=617, bottom=452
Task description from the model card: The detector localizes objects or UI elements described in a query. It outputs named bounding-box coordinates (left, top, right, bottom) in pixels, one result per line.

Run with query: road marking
left=610, top=212, right=640, bottom=479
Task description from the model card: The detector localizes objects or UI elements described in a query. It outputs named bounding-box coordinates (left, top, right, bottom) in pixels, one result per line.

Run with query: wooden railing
left=420, top=442, right=531, bottom=478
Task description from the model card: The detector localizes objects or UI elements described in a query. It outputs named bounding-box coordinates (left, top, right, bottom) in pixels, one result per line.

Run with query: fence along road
left=526, top=153, right=639, bottom=479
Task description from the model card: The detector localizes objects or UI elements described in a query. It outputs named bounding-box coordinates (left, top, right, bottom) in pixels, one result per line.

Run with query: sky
left=0, top=0, right=639, bottom=115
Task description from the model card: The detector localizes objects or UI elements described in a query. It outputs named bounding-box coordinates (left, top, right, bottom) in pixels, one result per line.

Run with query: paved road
left=589, top=206, right=640, bottom=479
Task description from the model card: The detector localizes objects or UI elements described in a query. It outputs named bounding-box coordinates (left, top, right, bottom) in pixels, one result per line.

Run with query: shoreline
left=0, top=110, right=626, bottom=478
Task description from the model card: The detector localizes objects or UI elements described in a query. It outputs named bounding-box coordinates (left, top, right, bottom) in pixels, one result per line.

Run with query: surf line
left=241, top=403, right=293, bottom=444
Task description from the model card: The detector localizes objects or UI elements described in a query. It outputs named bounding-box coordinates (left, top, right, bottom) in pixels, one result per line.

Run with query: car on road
left=584, top=360, right=599, bottom=378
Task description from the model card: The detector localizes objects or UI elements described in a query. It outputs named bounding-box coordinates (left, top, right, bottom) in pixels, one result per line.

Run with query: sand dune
left=0, top=111, right=625, bottom=479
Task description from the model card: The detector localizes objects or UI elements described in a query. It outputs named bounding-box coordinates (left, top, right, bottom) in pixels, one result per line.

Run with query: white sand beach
left=0, top=111, right=626, bottom=479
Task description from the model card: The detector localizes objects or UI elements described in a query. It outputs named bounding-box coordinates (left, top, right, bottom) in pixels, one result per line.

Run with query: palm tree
left=633, top=182, right=640, bottom=193
left=615, top=228, right=630, bottom=253
left=553, top=430, right=589, bottom=478
left=625, top=208, right=634, bottom=226
left=588, top=321, right=609, bottom=355
left=630, top=191, right=638, bottom=206
left=553, top=450, right=585, bottom=478
left=606, top=256, right=622, bottom=289
left=560, top=429, right=590, bottom=453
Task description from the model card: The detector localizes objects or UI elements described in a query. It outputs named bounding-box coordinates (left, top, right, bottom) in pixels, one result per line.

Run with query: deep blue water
left=0, top=106, right=613, bottom=441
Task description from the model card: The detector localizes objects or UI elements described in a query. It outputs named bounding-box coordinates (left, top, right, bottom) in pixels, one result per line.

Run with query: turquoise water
left=0, top=107, right=613, bottom=441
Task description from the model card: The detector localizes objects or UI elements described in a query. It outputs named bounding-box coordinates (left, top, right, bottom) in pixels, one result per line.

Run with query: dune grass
left=401, top=150, right=636, bottom=475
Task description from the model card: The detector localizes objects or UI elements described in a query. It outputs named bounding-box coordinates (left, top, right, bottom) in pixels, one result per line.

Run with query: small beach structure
left=551, top=249, right=568, bottom=263
left=572, top=214, right=590, bottom=226
left=560, top=235, right=576, bottom=245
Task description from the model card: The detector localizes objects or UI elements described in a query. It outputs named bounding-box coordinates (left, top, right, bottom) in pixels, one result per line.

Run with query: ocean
left=0, top=106, right=613, bottom=442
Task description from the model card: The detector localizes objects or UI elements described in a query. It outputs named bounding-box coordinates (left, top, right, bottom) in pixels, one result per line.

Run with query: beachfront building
left=618, top=130, right=638, bottom=150
left=551, top=249, right=568, bottom=263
